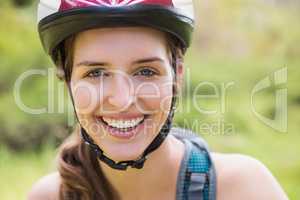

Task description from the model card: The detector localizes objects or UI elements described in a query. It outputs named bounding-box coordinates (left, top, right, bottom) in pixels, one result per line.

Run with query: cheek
left=135, top=78, right=174, bottom=113
left=158, top=82, right=174, bottom=113
left=72, top=83, right=100, bottom=114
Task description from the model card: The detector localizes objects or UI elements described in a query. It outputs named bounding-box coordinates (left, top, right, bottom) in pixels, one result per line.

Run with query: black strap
left=81, top=126, right=167, bottom=170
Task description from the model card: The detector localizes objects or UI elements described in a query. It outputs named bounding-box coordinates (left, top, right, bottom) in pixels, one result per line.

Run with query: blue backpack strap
left=182, top=146, right=210, bottom=200
left=170, top=128, right=217, bottom=200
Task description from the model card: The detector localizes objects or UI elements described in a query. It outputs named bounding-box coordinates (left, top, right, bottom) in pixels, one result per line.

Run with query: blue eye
left=86, top=69, right=107, bottom=78
left=135, top=68, right=157, bottom=77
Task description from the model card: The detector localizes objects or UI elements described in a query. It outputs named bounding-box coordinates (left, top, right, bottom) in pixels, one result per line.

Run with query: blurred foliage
left=13, top=0, right=34, bottom=7
left=0, top=0, right=33, bottom=7
left=0, top=0, right=299, bottom=199
left=0, top=144, right=57, bottom=200
left=0, top=2, right=69, bottom=151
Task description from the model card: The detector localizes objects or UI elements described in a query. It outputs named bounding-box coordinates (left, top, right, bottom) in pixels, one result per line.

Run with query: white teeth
left=102, top=116, right=144, bottom=129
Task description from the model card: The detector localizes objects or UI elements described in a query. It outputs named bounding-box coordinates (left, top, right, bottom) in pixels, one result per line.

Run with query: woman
left=29, top=0, right=288, bottom=199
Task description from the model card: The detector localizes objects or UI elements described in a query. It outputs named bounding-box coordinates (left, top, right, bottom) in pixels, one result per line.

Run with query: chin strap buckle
left=131, top=156, right=147, bottom=169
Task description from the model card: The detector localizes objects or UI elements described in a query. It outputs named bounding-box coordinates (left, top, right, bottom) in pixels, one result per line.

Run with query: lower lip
left=97, top=118, right=145, bottom=140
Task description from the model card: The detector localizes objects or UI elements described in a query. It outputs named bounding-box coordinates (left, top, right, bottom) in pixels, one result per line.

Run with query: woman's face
left=70, top=27, right=178, bottom=161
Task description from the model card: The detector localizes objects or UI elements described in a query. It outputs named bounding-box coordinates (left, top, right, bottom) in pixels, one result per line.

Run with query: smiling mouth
left=95, top=115, right=148, bottom=135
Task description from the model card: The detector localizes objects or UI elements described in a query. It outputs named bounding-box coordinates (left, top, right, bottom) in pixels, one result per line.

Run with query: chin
left=100, top=140, right=146, bottom=162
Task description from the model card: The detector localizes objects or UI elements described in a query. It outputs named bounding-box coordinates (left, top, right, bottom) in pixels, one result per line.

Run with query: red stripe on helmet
left=59, top=0, right=173, bottom=11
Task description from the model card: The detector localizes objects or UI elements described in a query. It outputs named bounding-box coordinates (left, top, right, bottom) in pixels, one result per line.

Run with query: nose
left=107, top=73, right=134, bottom=111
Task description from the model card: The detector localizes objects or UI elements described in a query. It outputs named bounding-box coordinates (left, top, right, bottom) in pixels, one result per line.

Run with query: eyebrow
left=75, top=61, right=108, bottom=67
left=75, top=57, right=165, bottom=67
left=133, top=57, right=165, bottom=65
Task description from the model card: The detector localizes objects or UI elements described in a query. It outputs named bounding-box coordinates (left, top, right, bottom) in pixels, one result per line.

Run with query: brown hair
left=58, top=125, right=119, bottom=200
left=56, top=29, right=184, bottom=200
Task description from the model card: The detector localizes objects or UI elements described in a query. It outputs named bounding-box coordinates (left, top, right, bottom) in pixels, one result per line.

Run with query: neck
left=99, top=135, right=185, bottom=200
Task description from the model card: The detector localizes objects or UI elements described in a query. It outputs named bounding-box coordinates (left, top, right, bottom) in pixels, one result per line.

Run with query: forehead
left=73, top=27, right=170, bottom=61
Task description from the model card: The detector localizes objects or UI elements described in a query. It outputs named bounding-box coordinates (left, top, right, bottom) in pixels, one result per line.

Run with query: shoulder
left=27, top=172, right=61, bottom=200
left=211, top=153, right=288, bottom=200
